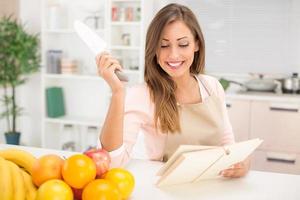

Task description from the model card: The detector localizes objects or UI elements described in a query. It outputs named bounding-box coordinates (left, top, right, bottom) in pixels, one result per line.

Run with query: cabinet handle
left=226, top=103, right=231, bottom=108
left=266, top=152, right=296, bottom=164
left=266, top=157, right=296, bottom=164
left=269, top=107, right=298, bottom=112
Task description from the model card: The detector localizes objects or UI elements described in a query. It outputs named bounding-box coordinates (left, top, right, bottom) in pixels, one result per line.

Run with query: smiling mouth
left=166, top=61, right=184, bottom=69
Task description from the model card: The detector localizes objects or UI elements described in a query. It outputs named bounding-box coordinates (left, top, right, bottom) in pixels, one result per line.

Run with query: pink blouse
left=100, top=74, right=235, bottom=167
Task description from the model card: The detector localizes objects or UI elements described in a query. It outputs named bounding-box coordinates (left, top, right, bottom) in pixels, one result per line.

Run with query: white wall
left=0, top=0, right=43, bottom=146
left=18, top=0, right=42, bottom=146
left=154, top=0, right=300, bottom=75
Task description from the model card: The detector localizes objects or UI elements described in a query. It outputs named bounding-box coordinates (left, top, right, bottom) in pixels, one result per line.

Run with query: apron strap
left=194, top=74, right=214, bottom=96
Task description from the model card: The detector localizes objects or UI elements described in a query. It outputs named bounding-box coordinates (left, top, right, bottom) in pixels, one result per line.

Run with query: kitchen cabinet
left=250, top=100, right=300, bottom=174
left=250, top=101, right=300, bottom=153
left=252, top=150, right=300, bottom=175
left=226, top=99, right=251, bottom=142
left=226, top=94, right=300, bottom=175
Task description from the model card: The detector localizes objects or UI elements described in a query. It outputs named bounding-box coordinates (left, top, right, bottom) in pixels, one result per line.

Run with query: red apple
left=84, top=148, right=111, bottom=176
left=72, top=187, right=83, bottom=200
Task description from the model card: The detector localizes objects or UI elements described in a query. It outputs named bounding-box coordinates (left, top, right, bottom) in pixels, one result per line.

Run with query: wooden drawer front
left=250, top=101, right=300, bottom=153
left=226, top=100, right=251, bottom=142
left=251, top=150, right=300, bottom=175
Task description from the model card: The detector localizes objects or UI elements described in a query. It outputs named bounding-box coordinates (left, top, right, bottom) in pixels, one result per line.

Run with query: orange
left=32, top=154, right=64, bottom=186
left=82, top=179, right=121, bottom=200
left=62, top=154, right=96, bottom=189
left=36, top=179, right=73, bottom=200
left=103, top=168, right=135, bottom=199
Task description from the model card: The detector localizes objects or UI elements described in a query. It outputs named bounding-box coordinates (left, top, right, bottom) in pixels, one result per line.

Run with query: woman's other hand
left=220, top=157, right=251, bottom=178
left=95, top=52, right=124, bottom=93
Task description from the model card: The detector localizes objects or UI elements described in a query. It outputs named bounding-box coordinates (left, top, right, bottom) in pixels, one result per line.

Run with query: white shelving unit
left=108, top=0, right=145, bottom=83
left=41, top=0, right=147, bottom=151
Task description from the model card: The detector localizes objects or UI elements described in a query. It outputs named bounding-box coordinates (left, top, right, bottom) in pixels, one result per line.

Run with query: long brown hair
left=144, top=3, right=205, bottom=134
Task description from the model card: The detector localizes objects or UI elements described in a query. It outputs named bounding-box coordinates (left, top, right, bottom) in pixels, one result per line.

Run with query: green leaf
left=0, top=15, right=40, bottom=132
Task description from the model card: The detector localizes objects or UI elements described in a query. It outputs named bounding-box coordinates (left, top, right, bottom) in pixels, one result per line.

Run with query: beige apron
left=163, top=75, right=226, bottom=161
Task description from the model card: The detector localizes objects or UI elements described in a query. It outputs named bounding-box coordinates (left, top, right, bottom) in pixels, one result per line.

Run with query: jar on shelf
left=46, top=50, right=63, bottom=74
left=119, top=7, right=126, bottom=21
left=48, top=4, right=67, bottom=29
left=112, top=6, right=119, bottom=21
left=134, top=7, right=141, bottom=21
left=60, top=58, right=78, bottom=75
left=84, top=13, right=103, bottom=29
left=84, top=126, right=99, bottom=151
left=121, top=33, right=131, bottom=46
left=60, top=124, right=80, bottom=151
left=125, top=7, right=134, bottom=21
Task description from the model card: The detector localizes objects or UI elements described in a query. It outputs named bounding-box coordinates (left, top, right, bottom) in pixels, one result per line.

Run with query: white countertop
left=1, top=144, right=300, bottom=200
left=226, top=91, right=300, bottom=102
left=128, top=159, right=300, bottom=200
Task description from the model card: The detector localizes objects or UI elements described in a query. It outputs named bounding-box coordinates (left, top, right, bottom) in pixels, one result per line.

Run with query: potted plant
left=0, top=16, right=40, bottom=145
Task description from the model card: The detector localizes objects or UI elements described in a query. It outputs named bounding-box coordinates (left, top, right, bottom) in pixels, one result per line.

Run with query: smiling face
left=156, top=20, right=199, bottom=80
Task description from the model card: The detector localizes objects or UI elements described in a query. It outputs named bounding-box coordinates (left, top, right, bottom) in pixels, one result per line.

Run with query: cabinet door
left=226, top=99, right=251, bottom=142
left=251, top=150, right=300, bottom=174
left=250, top=101, right=300, bottom=153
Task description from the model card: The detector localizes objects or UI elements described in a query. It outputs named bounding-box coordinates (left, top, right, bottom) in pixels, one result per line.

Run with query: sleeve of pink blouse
left=206, top=75, right=235, bottom=145
left=107, top=84, right=150, bottom=168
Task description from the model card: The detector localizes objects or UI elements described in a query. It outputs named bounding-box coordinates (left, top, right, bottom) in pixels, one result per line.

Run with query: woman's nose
left=169, top=46, right=180, bottom=59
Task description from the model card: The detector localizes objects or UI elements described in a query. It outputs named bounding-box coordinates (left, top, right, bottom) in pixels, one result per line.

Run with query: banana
left=20, top=169, right=37, bottom=200
left=0, top=157, right=13, bottom=200
left=7, top=160, right=26, bottom=200
left=0, top=148, right=36, bottom=175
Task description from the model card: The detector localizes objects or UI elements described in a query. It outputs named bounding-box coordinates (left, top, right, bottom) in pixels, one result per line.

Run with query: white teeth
left=168, top=62, right=182, bottom=67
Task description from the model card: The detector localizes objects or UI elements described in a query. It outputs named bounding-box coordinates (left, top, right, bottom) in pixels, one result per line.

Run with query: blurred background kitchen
left=0, top=0, right=299, bottom=175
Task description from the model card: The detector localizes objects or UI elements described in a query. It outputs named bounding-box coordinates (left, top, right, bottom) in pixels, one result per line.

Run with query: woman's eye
left=160, top=43, right=188, bottom=48
left=161, top=45, right=169, bottom=48
left=179, top=44, right=189, bottom=48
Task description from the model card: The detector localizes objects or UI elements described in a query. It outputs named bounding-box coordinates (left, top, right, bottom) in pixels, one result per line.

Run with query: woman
left=96, top=3, right=249, bottom=178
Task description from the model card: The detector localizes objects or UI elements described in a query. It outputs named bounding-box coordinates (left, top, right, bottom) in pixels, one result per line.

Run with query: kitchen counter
left=1, top=144, right=300, bottom=200
left=226, top=91, right=300, bottom=102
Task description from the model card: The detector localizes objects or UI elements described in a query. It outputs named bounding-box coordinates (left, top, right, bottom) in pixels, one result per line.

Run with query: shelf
left=110, top=45, right=140, bottom=50
left=111, top=21, right=140, bottom=26
left=44, top=73, right=103, bottom=81
left=44, top=116, right=103, bottom=127
left=112, top=0, right=141, bottom=2
left=43, top=29, right=105, bottom=34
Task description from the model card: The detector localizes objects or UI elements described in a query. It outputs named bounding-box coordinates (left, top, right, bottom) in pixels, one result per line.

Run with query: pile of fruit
left=0, top=148, right=135, bottom=200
